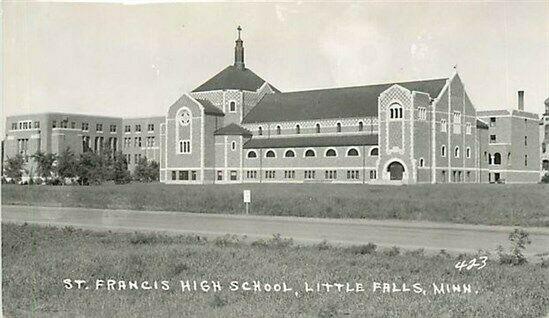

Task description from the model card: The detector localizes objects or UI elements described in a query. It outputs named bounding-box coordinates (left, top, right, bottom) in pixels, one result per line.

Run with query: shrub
left=4, top=155, right=26, bottom=182
left=315, top=239, right=331, bottom=251
left=497, top=228, right=531, bottom=265
left=383, top=246, right=401, bottom=256
left=213, top=234, right=244, bottom=247
left=251, top=234, right=293, bottom=248
left=541, top=173, right=549, bottom=184
left=347, top=243, right=377, bottom=255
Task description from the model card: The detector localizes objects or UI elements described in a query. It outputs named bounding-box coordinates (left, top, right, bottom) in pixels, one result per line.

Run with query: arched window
left=316, top=123, right=320, bottom=133
left=454, top=146, right=460, bottom=158
left=276, top=125, right=281, bottom=135
left=304, top=149, right=316, bottom=157
left=358, top=121, right=363, bottom=131
left=247, top=150, right=257, bottom=158
left=296, top=124, right=301, bottom=134
left=493, top=152, right=501, bottom=165
left=347, top=148, right=359, bottom=156
left=231, top=141, right=236, bottom=151
left=229, top=101, right=236, bottom=112
left=389, top=103, right=403, bottom=119
left=419, top=158, right=425, bottom=167
left=265, top=150, right=276, bottom=158
left=284, top=149, right=295, bottom=158
left=258, top=126, right=263, bottom=136
left=325, top=149, right=337, bottom=157
left=336, top=123, right=342, bottom=132
left=441, top=145, right=446, bottom=157
left=370, top=147, right=379, bottom=156
left=466, top=147, right=471, bottom=158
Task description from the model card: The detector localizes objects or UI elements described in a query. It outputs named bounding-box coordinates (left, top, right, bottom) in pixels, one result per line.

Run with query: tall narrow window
left=336, top=123, right=341, bottom=132
left=296, top=124, right=300, bottom=134
left=258, top=126, right=263, bottom=136
left=441, top=145, right=446, bottom=157
left=276, top=125, right=281, bottom=135
left=229, top=101, right=236, bottom=112
left=358, top=121, right=363, bottom=131
left=316, top=123, right=320, bottom=133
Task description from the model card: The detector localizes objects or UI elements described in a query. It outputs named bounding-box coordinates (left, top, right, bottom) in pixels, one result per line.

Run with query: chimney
left=518, top=91, right=524, bottom=111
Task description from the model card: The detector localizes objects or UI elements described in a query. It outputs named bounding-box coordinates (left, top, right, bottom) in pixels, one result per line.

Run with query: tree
left=56, top=147, right=78, bottom=181
left=4, top=155, right=26, bottom=182
left=133, top=157, right=159, bottom=182
left=133, top=156, right=149, bottom=182
left=32, top=151, right=57, bottom=180
left=77, top=151, right=106, bottom=185
left=112, top=151, right=131, bottom=184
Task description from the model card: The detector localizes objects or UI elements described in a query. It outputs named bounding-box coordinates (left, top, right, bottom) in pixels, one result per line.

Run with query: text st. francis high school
left=5, top=27, right=549, bottom=184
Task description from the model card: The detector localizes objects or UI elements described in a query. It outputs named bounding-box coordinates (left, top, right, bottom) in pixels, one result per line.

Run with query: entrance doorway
left=387, top=162, right=405, bottom=180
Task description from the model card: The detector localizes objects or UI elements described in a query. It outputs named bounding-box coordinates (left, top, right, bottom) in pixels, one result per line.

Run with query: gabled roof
left=214, top=123, right=252, bottom=137
left=192, top=65, right=278, bottom=93
left=196, top=99, right=224, bottom=116
left=242, top=78, right=448, bottom=124
left=243, top=134, right=378, bottom=149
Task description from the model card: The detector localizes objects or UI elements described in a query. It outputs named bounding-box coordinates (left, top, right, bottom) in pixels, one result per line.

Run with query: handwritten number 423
left=455, top=257, right=488, bottom=271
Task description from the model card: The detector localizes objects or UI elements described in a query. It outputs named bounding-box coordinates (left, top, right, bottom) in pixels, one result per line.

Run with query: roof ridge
left=277, top=77, right=449, bottom=95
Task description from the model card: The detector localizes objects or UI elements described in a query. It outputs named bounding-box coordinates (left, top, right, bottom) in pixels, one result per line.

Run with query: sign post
left=243, top=190, right=251, bottom=215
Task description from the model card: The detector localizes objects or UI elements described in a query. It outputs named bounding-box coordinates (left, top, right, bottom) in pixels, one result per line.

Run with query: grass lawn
left=2, top=223, right=548, bottom=317
left=2, top=183, right=549, bottom=227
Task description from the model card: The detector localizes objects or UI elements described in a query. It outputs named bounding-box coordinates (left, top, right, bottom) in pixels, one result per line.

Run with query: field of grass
left=2, top=223, right=548, bottom=317
left=3, top=183, right=549, bottom=227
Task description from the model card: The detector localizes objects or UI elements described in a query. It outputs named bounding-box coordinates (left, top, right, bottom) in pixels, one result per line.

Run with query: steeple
left=234, top=26, right=245, bottom=70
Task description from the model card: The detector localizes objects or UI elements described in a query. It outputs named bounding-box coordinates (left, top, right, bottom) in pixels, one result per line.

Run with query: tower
left=234, top=26, right=245, bottom=70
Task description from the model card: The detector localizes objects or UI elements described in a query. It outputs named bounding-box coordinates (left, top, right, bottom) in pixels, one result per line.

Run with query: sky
left=2, top=1, right=548, bottom=136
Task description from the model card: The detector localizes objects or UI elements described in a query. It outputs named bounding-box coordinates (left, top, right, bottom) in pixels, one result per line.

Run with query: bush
left=383, top=246, right=401, bottom=256
left=541, top=173, right=549, bottom=184
left=347, top=243, right=377, bottom=255
left=497, top=228, right=531, bottom=265
left=251, top=233, right=293, bottom=248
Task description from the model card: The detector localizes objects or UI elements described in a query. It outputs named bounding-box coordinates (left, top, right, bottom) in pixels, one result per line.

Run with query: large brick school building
left=3, top=28, right=544, bottom=184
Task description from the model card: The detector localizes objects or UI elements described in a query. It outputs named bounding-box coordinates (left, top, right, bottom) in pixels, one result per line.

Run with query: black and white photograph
left=1, top=1, right=548, bottom=317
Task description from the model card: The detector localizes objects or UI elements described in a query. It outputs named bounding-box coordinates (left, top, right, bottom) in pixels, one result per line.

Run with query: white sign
left=243, top=190, right=251, bottom=203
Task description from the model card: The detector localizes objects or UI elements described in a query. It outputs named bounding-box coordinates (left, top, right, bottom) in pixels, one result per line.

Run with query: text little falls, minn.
left=63, top=279, right=479, bottom=297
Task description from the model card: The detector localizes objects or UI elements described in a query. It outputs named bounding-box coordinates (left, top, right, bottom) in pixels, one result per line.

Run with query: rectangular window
left=135, top=124, right=141, bottom=132
left=284, top=170, right=296, bottom=179
left=179, top=140, right=191, bottom=153
left=171, top=171, right=177, bottom=180
left=525, top=155, right=528, bottom=166
left=217, top=171, right=223, bottom=181
left=82, top=122, right=89, bottom=131
left=179, top=171, right=189, bottom=181
left=11, top=123, right=17, bottom=130
left=490, top=117, right=496, bottom=127
left=61, top=121, right=68, bottom=128
left=453, top=111, right=461, bottom=134
left=524, top=136, right=528, bottom=146
left=440, top=119, right=447, bottom=132
left=34, top=121, right=40, bottom=129
left=96, top=123, right=103, bottom=132
left=490, top=135, right=496, bottom=143
left=52, top=121, right=57, bottom=128
left=125, top=125, right=131, bottom=133
left=324, top=170, right=337, bottom=180
left=191, top=171, right=197, bottom=181
left=347, top=170, right=360, bottom=180
left=370, top=170, right=377, bottom=179
left=230, top=170, right=238, bottom=181
left=417, top=107, right=427, bottom=120
left=148, top=124, right=155, bottom=132
left=465, top=122, right=472, bottom=135
left=246, top=171, right=258, bottom=179
left=69, top=122, right=75, bottom=129
left=110, top=125, right=117, bottom=133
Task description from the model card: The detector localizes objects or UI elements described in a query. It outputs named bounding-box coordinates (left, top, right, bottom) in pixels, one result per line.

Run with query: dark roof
left=214, top=123, right=252, bottom=137
left=242, top=78, right=448, bottom=123
left=243, top=134, right=378, bottom=149
left=192, top=65, right=278, bottom=93
left=196, top=99, right=224, bottom=116
left=476, top=119, right=489, bottom=130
